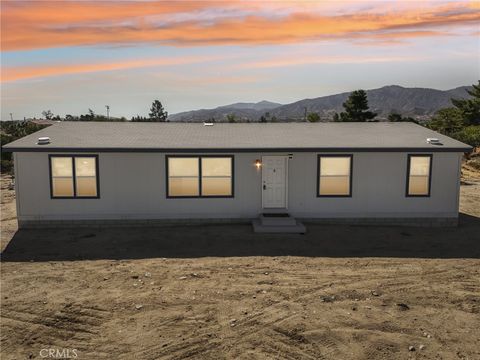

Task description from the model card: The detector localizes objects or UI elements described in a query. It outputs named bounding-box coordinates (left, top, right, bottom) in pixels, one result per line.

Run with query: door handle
left=263, top=184, right=266, bottom=190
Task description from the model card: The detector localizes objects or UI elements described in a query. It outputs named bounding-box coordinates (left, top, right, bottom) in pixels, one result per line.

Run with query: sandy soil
left=1, top=172, right=479, bottom=360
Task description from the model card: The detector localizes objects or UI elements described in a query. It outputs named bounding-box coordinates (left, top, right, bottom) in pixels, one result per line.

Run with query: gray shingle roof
left=3, top=121, right=472, bottom=152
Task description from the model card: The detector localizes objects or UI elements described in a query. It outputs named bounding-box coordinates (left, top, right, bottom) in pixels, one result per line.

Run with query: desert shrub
left=467, top=157, right=480, bottom=170
left=1, top=160, right=13, bottom=174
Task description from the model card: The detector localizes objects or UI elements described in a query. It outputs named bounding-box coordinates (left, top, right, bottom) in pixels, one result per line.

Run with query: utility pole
left=9, top=113, right=13, bottom=121
left=105, top=105, right=110, bottom=119
left=303, top=107, right=307, bottom=122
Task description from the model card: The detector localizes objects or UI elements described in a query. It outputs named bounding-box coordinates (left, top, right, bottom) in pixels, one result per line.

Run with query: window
left=317, top=155, right=352, bottom=197
left=167, top=156, right=233, bottom=197
left=201, top=157, right=232, bottom=196
left=407, top=155, right=432, bottom=197
left=50, top=155, right=99, bottom=198
left=168, top=157, right=200, bottom=197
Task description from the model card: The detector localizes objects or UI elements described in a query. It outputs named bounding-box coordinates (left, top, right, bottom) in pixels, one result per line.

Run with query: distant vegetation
left=226, top=114, right=237, bottom=123
left=1, top=86, right=478, bottom=176
left=41, top=110, right=58, bottom=120
left=329, top=84, right=479, bottom=148
left=131, top=100, right=168, bottom=122
left=65, top=108, right=126, bottom=122
left=168, top=85, right=473, bottom=122
left=259, top=112, right=274, bottom=123
left=330, top=89, right=413, bottom=123
left=427, top=81, right=480, bottom=148
left=387, top=113, right=418, bottom=123
left=147, top=100, right=168, bottom=122
left=307, top=112, right=320, bottom=122
left=333, top=90, right=377, bottom=122
left=27, top=100, right=169, bottom=123
left=1, top=121, right=49, bottom=173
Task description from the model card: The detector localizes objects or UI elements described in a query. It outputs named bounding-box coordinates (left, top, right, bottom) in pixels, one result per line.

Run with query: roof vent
left=203, top=122, right=214, bottom=126
left=37, top=137, right=50, bottom=145
left=427, top=138, right=442, bottom=145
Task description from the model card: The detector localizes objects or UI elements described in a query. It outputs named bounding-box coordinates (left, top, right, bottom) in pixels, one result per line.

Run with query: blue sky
left=1, top=0, right=479, bottom=119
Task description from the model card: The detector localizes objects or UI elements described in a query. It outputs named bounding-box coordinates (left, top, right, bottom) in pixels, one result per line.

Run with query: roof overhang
left=3, top=146, right=473, bottom=153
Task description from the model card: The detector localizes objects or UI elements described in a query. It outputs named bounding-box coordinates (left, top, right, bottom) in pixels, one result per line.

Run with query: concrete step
left=252, top=219, right=306, bottom=234
left=260, top=214, right=297, bottom=226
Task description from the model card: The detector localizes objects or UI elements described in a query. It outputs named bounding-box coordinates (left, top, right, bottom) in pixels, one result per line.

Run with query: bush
left=468, top=158, right=480, bottom=170
left=1, top=160, right=13, bottom=174
left=1, top=121, right=50, bottom=174
left=451, top=125, right=480, bottom=148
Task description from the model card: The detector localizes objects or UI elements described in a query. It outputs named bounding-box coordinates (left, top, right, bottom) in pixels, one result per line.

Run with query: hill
left=168, top=85, right=472, bottom=122
left=168, top=100, right=281, bottom=122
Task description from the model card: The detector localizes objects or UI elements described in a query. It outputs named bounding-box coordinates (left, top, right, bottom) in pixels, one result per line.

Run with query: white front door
left=262, top=156, right=288, bottom=209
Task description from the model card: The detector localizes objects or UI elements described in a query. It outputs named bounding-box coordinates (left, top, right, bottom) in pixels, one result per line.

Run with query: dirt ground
left=1, top=170, right=479, bottom=360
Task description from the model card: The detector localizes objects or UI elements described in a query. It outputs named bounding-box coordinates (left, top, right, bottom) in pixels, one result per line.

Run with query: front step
left=252, top=219, right=306, bottom=234
left=260, top=213, right=297, bottom=226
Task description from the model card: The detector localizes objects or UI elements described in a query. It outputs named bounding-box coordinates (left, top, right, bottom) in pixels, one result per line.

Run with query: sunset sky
left=1, top=0, right=479, bottom=120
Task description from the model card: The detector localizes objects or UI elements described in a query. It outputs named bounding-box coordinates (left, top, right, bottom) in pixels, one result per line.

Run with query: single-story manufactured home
left=3, top=121, right=472, bottom=230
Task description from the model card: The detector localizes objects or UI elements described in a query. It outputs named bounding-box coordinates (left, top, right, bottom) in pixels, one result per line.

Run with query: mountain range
left=168, top=85, right=472, bottom=122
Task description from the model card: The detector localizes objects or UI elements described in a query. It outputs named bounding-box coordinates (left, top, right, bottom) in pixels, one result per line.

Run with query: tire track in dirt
left=118, top=303, right=225, bottom=360
left=218, top=282, right=349, bottom=359
left=127, top=335, right=222, bottom=360
left=0, top=303, right=112, bottom=358
left=361, top=339, right=402, bottom=360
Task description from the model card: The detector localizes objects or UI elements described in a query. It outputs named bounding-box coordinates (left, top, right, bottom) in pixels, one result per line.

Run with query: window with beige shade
left=167, top=157, right=200, bottom=197
left=318, top=155, right=352, bottom=197
left=167, top=156, right=233, bottom=197
left=50, top=155, right=99, bottom=198
left=201, top=157, right=232, bottom=196
left=75, top=157, right=98, bottom=197
left=407, top=155, right=432, bottom=196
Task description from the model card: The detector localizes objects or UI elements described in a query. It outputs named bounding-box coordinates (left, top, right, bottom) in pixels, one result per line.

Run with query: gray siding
left=15, top=151, right=462, bottom=222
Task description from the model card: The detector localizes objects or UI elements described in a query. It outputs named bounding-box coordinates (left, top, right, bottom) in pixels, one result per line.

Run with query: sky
left=1, top=0, right=479, bottom=120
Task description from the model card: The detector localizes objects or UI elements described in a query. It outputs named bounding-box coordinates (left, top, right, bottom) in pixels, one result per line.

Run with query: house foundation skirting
left=18, top=218, right=251, bottom=228
left=302, top=217, right=458, bottom=227
left=18, top=216, right=458, bottom=228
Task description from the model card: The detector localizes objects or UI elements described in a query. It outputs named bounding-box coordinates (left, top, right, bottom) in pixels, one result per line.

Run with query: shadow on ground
left=2, top=213, right=480, bottom=262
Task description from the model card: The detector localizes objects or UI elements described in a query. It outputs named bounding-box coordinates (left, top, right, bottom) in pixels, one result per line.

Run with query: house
left=3, top=121, right=472, bottom=231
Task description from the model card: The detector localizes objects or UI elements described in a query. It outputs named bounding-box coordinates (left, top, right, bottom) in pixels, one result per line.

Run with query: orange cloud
left=1, top=1, right=479, bottom=51
left=1, top=55, right=225, bottom=82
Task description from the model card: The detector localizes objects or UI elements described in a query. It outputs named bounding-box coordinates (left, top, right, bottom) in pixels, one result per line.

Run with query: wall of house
left=14, top=151, right=462, bottom=225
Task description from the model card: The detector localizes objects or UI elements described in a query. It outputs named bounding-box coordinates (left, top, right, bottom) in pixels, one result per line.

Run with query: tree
left=42, top=110, right=54, bottom=120
left=387, top=113, right=402, bottom=122
left=1, top=121, right=49, bottom=173
left=75, top=109, right=124, bottom=122
left=131, top=115, right=148, bottom=122
left=425, top=81, right=480, bottom=148
left=336, top=90, right=377, bottom=122
left=226, top=114, right=236, bottom=123
left=149, top=100, right=168, bottom=122
left=78, top=109, right=95, bottom=121
left=259, top=112, right=271, bottom=123
left=428, top=108, right=464, bottom=134
left=388, top=112, right=418, bottom=124
left=307, top=112, right=320, bottom=122
left=451, top=126, right=480, bottom=148
left=451, top=81, right=480, bottom=125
